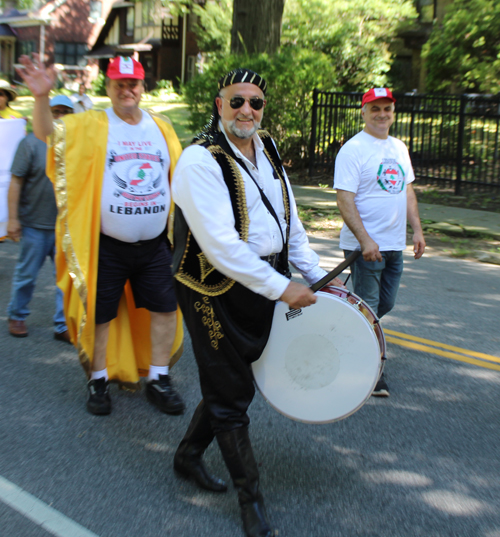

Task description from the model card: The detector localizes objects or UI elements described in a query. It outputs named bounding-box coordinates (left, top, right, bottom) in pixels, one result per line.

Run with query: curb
left=473, top=251, right=500, bottom=265
left=421, top=221, right=500, bottom=241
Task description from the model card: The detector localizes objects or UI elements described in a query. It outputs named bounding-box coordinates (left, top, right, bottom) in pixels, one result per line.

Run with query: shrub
left=148, top=79, right=182, bottom=102
left=91, top=72, right=107, bottom=96
left=183, top=48, right=337, bottom=167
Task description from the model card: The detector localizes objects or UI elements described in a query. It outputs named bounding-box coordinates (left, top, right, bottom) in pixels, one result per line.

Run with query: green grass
left=9, top=95, right=195, bottom=146
left=297, top=205, right=343, bottom=233
left=450, top=247, right=471, bottom=258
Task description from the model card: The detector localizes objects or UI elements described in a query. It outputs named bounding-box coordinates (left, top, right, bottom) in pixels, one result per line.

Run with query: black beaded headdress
left=217, top=68, right=267, bottom=95
left=193, top=68, right=267, bottom=144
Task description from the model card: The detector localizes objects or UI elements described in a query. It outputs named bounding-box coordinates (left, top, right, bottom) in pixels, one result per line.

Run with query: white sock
left=148, top=365, right=168, bottom=381
left=91, top=368, right=108, bottom=381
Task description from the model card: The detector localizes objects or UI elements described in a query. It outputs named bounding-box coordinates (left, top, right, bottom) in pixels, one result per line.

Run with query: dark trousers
left=174, top=280, right=275, bottom=434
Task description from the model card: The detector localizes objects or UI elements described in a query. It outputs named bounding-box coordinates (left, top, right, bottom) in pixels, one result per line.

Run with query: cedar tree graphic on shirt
left=109, top=149, right=166, bottom=201
left=377, top=158, right=405, bottom=194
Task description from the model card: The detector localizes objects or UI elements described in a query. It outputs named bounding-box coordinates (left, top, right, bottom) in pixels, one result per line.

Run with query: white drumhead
left=252, top=291, right=382, bottom=424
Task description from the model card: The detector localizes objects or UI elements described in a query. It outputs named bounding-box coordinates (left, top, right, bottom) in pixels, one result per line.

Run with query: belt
left=260, top=253, right=279, bottom=268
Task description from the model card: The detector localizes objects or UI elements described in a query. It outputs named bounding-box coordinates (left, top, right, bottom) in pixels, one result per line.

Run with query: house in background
left=0, top=0, right=113, bottom=86
left=390, top=0, right=454, bottom=92
left=89, top=0, right=203, bottom=90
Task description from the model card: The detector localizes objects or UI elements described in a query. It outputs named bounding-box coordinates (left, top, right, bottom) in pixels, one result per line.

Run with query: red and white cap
left=361, top=88, right=396, bottom=108
left=106, top=56, right=145, bottom=80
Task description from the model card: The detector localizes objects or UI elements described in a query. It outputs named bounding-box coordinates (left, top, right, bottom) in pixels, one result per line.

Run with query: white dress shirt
left=172, top=125, right=326, bottom=301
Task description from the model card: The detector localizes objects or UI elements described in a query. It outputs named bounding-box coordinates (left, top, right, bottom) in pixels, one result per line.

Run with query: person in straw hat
left=0, top=80, right=22, bottom=119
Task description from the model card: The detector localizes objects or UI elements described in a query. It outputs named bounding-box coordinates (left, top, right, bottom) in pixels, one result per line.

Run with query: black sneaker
left=87, top=378, right=112, bottom=415
left=146, top=374, right=185, bottom=415
left=372, top=373, right=390, bottom=397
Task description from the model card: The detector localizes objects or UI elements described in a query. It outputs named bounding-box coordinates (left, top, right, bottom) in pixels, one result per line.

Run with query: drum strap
left=217, top=135, right=287, bottom=250
left=217, top=134, right=291, bottom=279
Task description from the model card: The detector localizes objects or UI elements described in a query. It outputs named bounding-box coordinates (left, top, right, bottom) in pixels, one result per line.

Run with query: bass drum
left=252, top=287, right=385, bottom=424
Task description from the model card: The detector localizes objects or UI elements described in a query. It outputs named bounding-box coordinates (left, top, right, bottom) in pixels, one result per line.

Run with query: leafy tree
left=423, top=0, right=500, bottom=94
left=1, top=0, right=32, bottom=9
left=169, top=0, right=232, bottom=58
left=192, top=0, right=232, bottom=57
left=172, top=0, right=284, bottom=57
left=282, top=0, right=417, bottom=91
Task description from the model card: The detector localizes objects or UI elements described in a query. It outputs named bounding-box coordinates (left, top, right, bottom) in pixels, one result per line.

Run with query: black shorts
left=95, top=233, right=177, bottom=324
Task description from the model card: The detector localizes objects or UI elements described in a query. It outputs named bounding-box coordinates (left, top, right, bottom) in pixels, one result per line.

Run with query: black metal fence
left=309, top=90, right=500, bottom=193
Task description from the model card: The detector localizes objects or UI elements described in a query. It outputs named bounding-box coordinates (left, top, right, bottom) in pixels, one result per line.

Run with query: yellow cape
left=46, top=110, right=183, bottom=385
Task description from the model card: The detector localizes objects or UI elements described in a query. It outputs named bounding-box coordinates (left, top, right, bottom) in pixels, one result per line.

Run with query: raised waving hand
left=16, top=54, right=57, bottom=97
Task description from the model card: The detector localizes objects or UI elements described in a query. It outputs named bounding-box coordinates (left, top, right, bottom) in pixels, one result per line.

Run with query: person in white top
left=71, top=83, right=94, bottom=113
left=171, top=68, right=343, bottom=537
left=17, top=55, right=185, bottom=417
left=334, top=87, right=426, bottom=397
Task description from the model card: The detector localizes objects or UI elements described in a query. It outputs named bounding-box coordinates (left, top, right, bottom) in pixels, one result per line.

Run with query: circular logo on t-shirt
left=127, top=162, right=156, bottom=193
left=377, top=158, right=405, bottom=194
left=109, top=150, right=165, bottom=200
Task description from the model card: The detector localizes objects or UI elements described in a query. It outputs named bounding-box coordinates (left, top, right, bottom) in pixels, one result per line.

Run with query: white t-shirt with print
left=334, top=130, right=415, bottom=251
left=100, top=108, right=171, bottom=243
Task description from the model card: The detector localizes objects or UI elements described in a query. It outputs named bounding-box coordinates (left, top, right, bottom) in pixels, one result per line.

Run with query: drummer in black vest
left=171, top=68, right=343, bottom=537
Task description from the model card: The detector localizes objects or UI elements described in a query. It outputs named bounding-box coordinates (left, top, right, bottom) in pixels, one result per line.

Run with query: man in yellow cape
left=18, top=55, right=184, bottom=416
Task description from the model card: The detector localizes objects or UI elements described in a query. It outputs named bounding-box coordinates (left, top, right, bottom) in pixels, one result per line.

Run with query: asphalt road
left=1, top=237, right=499, bottom=537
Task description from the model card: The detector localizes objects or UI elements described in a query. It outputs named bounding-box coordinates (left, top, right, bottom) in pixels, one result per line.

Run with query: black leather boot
left=174, top=400, right=227, bottom=492
left=216, top=427, right=274, bottom=537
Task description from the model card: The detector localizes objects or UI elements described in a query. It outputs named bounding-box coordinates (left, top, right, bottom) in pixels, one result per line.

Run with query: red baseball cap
left=361, top=88, right=396, bottom=108
left=106, top=56, right=145, bottom=80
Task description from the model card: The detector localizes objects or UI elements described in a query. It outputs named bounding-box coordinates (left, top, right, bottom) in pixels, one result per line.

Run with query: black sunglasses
left=224, top=96, right=265, bottom=111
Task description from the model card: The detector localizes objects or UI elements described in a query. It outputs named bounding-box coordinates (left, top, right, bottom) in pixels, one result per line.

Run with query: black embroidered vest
left=173, top=130, right=291, bottom=297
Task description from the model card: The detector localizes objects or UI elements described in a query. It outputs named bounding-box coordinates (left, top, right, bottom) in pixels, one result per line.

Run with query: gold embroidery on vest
left=174, top=146, right=249, bottom=296
left=194, top=296, right=224, bottom=350
left=198, top=252, right=216, bottom=282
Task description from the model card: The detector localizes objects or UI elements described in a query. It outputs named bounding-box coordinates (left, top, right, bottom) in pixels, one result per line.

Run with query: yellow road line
left=385, top=334, right=500, bottom=372
left=385, top=329, right=500, bottom=364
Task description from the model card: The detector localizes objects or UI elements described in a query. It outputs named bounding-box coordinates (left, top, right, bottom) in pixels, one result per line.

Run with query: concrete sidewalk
left=291, top=185, right=500, bottom=240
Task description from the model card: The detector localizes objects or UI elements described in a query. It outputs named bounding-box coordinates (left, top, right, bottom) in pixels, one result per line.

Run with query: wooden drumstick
left=310, top=251, right=361, bottom=293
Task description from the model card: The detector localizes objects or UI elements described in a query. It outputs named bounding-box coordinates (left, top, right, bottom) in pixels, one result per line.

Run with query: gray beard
left=226, top=119, right=261, bottom=139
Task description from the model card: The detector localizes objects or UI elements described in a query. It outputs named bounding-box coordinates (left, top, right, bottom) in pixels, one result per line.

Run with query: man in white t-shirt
left=18, top=55, right=185, bottom=416
left=334, top=87, right=426, bottom=396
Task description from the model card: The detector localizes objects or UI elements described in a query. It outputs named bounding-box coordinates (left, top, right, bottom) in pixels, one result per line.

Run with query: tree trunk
left=230, top=0, right=285, bottom=55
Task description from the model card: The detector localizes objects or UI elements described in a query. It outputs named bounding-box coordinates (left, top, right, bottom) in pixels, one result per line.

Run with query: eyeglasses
left=223, top=96, right=265, bottom=111
left=51, top=109, right=73, bottom=117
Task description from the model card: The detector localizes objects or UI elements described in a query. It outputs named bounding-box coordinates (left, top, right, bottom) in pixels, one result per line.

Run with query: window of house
left=16, top=40, right=36, bottom=58
left=126, top=7, right=135, bottom=36
left=89, top=1, right=102, bottom=20
left=54, top=42, right=88, bottom=66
